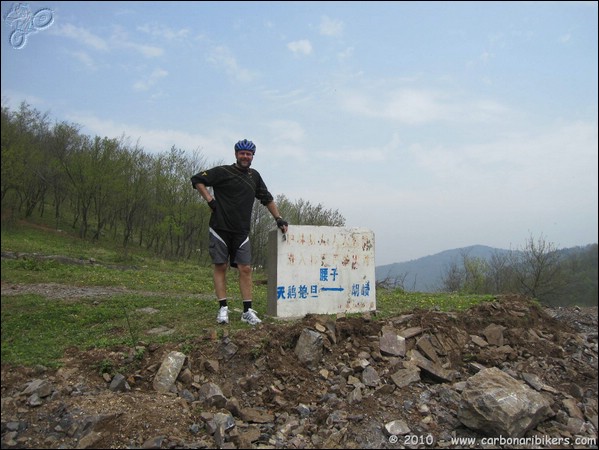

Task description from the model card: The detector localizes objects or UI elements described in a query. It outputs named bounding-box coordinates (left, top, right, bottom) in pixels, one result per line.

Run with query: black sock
left=219, top=298, right=227, bottom=308
left=243, top=300, right=252, bottom=312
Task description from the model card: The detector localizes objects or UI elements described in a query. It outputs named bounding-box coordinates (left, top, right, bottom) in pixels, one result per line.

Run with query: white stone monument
left=267, top=225, right=376, bottom=318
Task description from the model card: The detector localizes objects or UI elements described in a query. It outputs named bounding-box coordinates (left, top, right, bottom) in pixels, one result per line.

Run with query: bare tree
left=487, top=250, right=518, bottom=293
left=511, top=233, right=566, bottom=303
left=441, top=258, right=465, bottom=293
left=377, top=271, right=411, bottom=292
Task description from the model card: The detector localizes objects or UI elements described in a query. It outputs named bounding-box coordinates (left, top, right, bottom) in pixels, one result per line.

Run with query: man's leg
left=213, top=263, right=228, bottom=299
left=238, top=263, right=252, bottom=301
left=214, top=263, right=229, bottom=324
left=238, top=263, right=261, bottom=325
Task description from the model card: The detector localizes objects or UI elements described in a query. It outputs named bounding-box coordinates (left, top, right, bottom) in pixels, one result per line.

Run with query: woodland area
left=2, top=102, right=596, bottom=307
left=437, top=240, right=598, bottom=307
left=1, top=102, right=344, bottom=269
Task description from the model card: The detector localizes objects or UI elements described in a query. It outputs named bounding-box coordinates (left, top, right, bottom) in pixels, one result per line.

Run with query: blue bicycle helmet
left=234, top=139, right=256, bottom=153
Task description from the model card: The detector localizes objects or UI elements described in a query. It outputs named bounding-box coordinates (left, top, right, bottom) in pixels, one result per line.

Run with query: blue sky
left=2, top=1, right=597, bottom=265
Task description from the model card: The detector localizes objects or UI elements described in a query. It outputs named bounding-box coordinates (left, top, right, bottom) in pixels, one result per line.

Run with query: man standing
left=191, top=139, right=288, bottom=325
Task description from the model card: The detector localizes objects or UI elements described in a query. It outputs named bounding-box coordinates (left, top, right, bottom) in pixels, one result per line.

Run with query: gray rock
left=458, top=367, right=553, bottom=437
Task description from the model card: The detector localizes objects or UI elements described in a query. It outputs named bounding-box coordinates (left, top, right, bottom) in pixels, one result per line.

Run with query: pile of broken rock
left=1, top=294, right=597, bottom=449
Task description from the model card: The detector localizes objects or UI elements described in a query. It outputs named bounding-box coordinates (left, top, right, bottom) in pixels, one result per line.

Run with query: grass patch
left=1, top=256, right=214, bottom=293
left=0, top=293, right=263, bottom=368
left=1, top=294, right=124, bottom=366
left=375, top=290, right=495, bottom=318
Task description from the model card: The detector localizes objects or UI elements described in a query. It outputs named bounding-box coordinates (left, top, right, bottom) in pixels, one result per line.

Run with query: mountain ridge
left=375, top=243, right=597, bottom=293
left=375, top=244, right=513, bottom=292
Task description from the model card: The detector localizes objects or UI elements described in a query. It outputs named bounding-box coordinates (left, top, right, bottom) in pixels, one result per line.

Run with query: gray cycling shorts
left=208, top=228, right=252, bottom=267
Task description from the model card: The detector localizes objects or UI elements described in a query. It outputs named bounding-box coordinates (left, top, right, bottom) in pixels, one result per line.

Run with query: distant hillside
left=376, top=245, right=511, bottom=292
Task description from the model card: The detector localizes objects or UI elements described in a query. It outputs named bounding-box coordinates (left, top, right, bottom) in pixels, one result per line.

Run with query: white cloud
left=68, top=50, right=96, bottom=69
left=320, top=16, right=344, bottom=37
left=67, top=113, right=226, bottom=158
left=267, top=120, right=306, bottom=144
left=287, top=40, right=312, bottom=55
left=318, top=133, right=400, bottom=163
left=262, top=86, right=315, bottom=104
left=337, top=46, right=354, bottom=61
left=132, top=68, right=169, bottom=91
left=558, top=33, right=571, bottom=43
left=137, top=23, right=191, bottom=40
left=110, top=27, right=164, bottom=57
left=207, top=46, right=255, bottom=82
left=411, top=119, right=598, bottom=198
left=342, top=88, right=447, bottom=124
left=118, top=40, right=164, bottom=58
left=341, top=88, right=510, bottom=125
left=50, top=23, right=163, bottom=58
left=51, top=23, right=108, bottom=51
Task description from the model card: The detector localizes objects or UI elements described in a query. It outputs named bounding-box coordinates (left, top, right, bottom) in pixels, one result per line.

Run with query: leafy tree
left=554, top=244, right=598, bottom=306
left=441, top=249, right=492, bottom=294
left=89, top=136, right=127, bottom=240
left=47, top=121, right=82, bottom=229
left=1, top=104, right=23, bottom=205
left=279, top=196, right=345, bottom=227
left=1, top=102, right=52, bottom=217
left=462, top=254, right=491, bottom=294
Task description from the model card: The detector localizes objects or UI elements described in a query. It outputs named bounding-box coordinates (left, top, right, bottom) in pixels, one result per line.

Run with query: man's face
left=235, top=150, right=254, bottom=169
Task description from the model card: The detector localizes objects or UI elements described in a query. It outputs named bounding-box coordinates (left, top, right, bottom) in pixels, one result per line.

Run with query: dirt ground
left=1, top=283, right=597, bottom=449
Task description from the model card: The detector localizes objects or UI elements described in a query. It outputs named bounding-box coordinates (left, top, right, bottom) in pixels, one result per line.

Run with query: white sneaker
left=216, top=306, right=229, bottom=324
left=241, top=308, right=262, bottom=325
